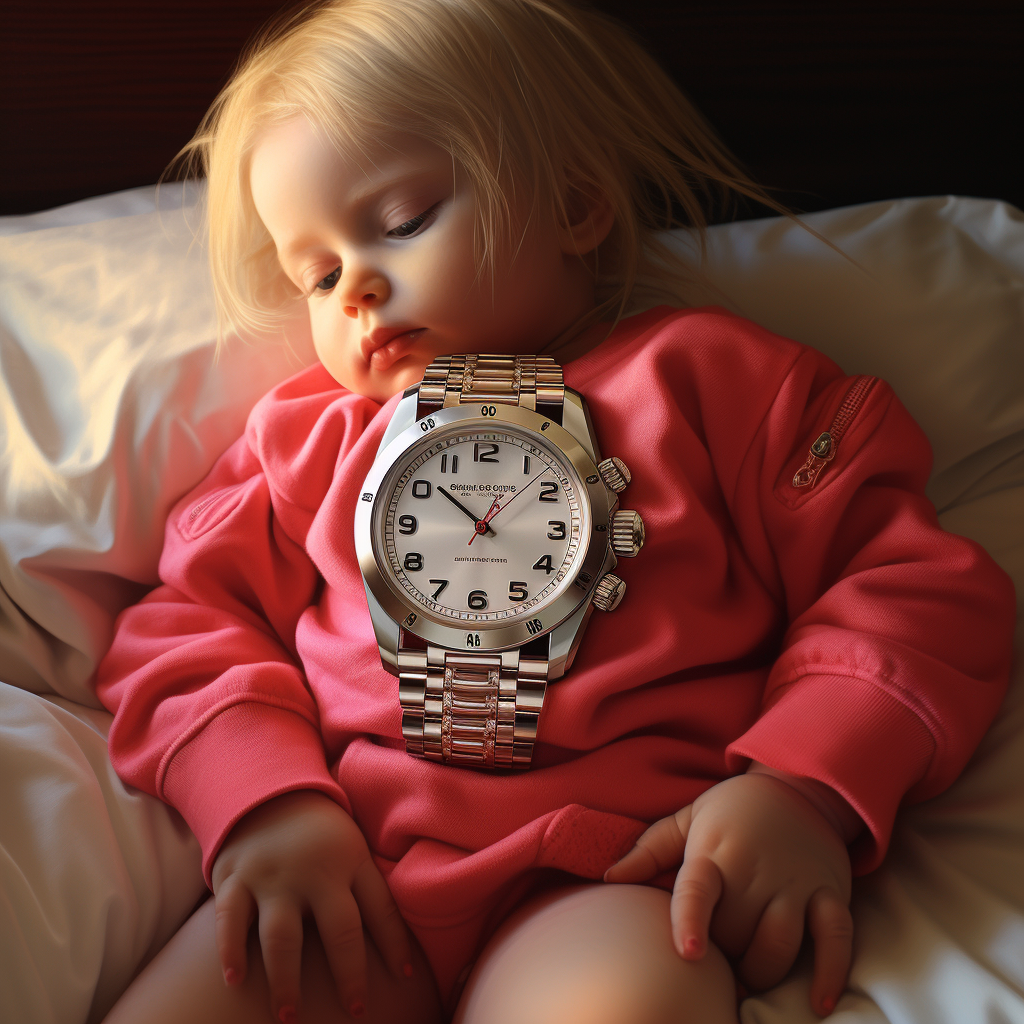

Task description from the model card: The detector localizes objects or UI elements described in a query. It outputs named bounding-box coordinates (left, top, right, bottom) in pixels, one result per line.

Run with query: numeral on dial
left=440, top=453, right=459, bottom=474
left=539, top=481, right=558, bottom=502
left=508, top=581, right=528, bottom=602
left=412, top=480, right=431, bottom=498
left=532, top=555, right=555, bottom=574
left=546, top=521, right=565, bottom=539
left=468, top=590, right=488, bottom=610
left=398, top=515, right=417, bottom=535
left=429, top=579, right=448, bottom=601
left=404, top=552, right=423, bottom=571
left=474, top=443, right=499, bottom=464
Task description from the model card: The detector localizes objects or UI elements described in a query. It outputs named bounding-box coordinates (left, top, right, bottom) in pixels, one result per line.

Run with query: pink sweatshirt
left=96, top=307, right=1016, bottom=1003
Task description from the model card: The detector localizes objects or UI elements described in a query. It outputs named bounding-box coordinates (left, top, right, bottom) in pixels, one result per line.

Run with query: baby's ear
left=558, top=176, right=614, bottom=256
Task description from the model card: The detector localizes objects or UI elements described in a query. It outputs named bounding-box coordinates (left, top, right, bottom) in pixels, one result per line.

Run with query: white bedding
left=0, top=185, right=1021, bottom=1023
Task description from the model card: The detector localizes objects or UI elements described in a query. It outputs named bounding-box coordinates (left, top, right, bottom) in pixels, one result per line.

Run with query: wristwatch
left=354, top=353, right=644, bottom=770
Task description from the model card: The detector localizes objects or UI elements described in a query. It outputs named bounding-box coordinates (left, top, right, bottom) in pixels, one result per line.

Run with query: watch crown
left=611, top=509, right=645, bottom=557
left=598, top=456, right=631, bottom=493
left=592, top=573, right=626, bottom=612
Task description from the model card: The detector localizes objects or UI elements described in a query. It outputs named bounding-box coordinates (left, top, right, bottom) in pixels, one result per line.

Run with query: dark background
left=2, top=0, right=1022, bottom=217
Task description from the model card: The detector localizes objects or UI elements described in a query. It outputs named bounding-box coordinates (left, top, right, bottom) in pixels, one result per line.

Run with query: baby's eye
left=315, top=267, right=341, bottom=291
left=387, top=204, right=439, bottom=238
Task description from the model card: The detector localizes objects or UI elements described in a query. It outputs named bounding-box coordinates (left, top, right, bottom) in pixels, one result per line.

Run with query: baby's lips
left=367, top=328, right=426, bottom=370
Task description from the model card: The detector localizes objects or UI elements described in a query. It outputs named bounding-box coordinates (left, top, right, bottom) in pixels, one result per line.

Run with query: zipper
left=188, top=498, right=213, bottom=522
left=792, top=375, right=879, bottom=489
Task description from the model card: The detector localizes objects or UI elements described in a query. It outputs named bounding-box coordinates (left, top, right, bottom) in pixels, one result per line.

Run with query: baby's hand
left=211, top=789, right=412, bottom=1022
left=604, top=773, right=853, bottom=1017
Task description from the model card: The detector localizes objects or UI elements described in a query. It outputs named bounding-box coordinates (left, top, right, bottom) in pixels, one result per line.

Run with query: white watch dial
left=378, top=427, right=587, bottom=623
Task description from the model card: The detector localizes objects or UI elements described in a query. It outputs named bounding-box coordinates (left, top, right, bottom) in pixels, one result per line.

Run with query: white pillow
left=0, top=183, right=317, bottom=706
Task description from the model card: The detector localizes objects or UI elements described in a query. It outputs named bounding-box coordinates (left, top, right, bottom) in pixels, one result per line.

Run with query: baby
left=97, top=1, right=1016, bottom=1022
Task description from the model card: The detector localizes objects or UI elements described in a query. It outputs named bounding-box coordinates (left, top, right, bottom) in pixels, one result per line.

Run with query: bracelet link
left=398, top=644, right=550, bottom=769
left=417, top=353, right=564, bottom=418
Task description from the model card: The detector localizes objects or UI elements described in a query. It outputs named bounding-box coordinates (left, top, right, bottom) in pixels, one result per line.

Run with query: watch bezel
left=354, top=402, right=610, bottom=651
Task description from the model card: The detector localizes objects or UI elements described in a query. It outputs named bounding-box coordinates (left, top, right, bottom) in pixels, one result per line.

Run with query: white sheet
left=0, top=185, right=1020, bottom=1023
left=0, top=685, right=205, bottom=1024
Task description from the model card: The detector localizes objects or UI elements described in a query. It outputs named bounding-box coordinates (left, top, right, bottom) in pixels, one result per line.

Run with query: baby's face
left=249, top=117, right=598, bottom=403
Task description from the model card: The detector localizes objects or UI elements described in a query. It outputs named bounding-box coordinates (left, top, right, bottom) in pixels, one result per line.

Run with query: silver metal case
left=354, top=389, right=618, bottom=675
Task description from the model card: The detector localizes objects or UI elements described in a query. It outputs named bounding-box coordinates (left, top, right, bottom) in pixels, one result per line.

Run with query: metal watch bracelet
left=400, top=354, right=565, bottom=770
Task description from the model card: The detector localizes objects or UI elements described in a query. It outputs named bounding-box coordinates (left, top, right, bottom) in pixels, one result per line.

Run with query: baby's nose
left=342, top=272, right=390, bottom=317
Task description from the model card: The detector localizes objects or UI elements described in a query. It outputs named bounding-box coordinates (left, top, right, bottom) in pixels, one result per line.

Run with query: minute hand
left=438, top=485, right=496, bottom=536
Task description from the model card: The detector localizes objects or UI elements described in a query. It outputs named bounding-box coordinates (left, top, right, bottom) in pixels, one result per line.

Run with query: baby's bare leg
left=102, top=896, right=443, bottom=1024
left=453, top=883, right=738, bottom=1024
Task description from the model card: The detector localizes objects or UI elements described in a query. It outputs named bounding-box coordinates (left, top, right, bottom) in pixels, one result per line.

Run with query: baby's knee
left=453, top=884, right=738, bottom=1024
left=536, top=952, right=734, bottom=1024
left=541, top=930, right=737, bottom=1024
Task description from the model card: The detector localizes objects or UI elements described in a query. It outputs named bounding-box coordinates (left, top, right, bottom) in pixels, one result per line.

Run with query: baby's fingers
left=807, top=887, right=853, bottom=1017
left=313, top=889, right=369, bottom=1019
left=214, top=882, right=255, bottom=988
left=258, top=898, right=306, bottom=1024
left=670, top=853, right=723, bottom=961
left=352, top=859, right=414, bottom=982
left=604, top=805, right=692, bottom=883
left=737, top=894, right=804, bottom=992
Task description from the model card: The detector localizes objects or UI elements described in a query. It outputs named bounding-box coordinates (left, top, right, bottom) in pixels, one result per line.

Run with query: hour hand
left=437, top=485, right=496, bottom=536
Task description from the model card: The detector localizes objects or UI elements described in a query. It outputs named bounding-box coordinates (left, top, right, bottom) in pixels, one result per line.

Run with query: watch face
left=375, top=425, right=586, bottom=624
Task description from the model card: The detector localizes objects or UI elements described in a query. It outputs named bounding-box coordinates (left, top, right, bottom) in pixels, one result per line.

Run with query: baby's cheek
left=307, top=306, right=351, bottom=365
left=307, top=301, right=334, bottom=352
left=410, top=228, right=480, bottom=307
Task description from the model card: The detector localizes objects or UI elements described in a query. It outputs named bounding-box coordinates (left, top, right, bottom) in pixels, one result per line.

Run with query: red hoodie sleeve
left=96, top=365, right=381, bottom=884
left=683, top=311, right=1018, bottom=873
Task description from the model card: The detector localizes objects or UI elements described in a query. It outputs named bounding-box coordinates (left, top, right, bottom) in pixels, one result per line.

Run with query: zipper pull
left=792, top=432, right=835, bottom=488
left=791, top=375, right=879, bottom=490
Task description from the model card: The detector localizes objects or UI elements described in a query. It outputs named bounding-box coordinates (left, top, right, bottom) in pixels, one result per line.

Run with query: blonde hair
left=172, top=0, right=798, bottom=343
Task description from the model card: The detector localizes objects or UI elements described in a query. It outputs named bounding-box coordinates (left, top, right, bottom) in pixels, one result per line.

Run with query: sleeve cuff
left=726, top=673, right=935, bottom=873
left=160, top=702, right=351, bottom=886
left=746, top=761, right=864, bottom=844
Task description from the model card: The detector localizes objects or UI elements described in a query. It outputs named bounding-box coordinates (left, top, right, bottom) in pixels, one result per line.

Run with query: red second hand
left=467, top=466, right=554, bottom=546
left=468, top=497, right=502, bottom=546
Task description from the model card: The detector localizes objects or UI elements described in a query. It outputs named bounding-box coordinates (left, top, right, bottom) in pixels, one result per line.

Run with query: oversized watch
left=354, top=353, right=644, bottom=770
